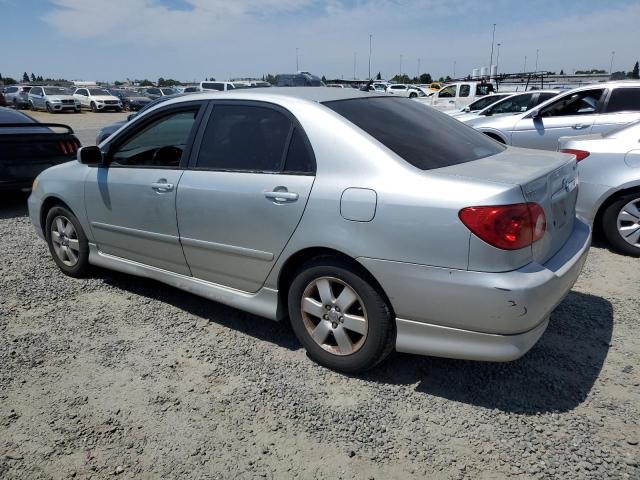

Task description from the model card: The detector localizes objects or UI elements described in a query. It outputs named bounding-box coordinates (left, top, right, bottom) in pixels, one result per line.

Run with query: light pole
left=489, top=23, right=496, bottom=68
left=534, top=48, right=539, bottom=72
left=296, top=48, right=299, bottom=71
left=417, top=58, right=420, bottom=80
left=523, top=55, right=527, bottom=73
left=610, top=51, right=615, bottom=74
left=368, top=34, right=372, bottom=80
left=453, top=60, right=456, bottom=79
left=400, top=54, right=403, bottom=78
left=353, top=52, right=357, bottom=80
left=496, top=43, right=501, bottom=73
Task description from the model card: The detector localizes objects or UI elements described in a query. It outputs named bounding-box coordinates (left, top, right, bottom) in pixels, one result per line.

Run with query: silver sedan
left=28, top=88, right=590, bottom=373
left=467, top=82, right=640, bottom=150
left=560, top=120, right=640, bottom=256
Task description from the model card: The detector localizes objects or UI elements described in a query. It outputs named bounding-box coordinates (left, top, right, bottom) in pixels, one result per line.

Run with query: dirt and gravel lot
left=24, top=110, right=129, bottom=147
left=0, top=189, right=638, bottom=480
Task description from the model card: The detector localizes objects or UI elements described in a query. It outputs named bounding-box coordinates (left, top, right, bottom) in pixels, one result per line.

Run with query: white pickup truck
left=417, top=81, right=497, bottom=111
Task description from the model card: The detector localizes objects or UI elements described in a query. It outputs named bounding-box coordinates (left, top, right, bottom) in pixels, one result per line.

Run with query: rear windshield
left=323, top=97, right=505, bottom=170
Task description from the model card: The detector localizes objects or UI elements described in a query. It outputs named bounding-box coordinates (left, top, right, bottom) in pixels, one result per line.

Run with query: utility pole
left=534, top=49, right=539, bottom=72
left=523, top=55, right=527, bottom=73
left=296, top=48, right=299, bottom=71
left=353, top=52, right=357, bottom=80
left=496, top=43, right=501, bottom=73
left=368, top=34, right=372, bottom=80
left=489, top=23, right=496, bottom=68
left=610, top=51, right=615, bottom=74
left=453, top=60, right=456, bottom=79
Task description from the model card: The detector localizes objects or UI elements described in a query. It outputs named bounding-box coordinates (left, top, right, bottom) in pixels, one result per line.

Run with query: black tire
left=12, top=99, right=18, bottom=109
left=45, top=206, right=90, bottom=277
left=602, top=192, right=640, bottom=257
left=409, top=92, right=417, bottom=98
left=46, top=102, right=53, bottom=113
left=90, top=102, right=97, bottom=113
left=288, top=257, right=395, bottom=373
left=29, top=101, right=36, bottom=111
left=115, top=107, right=122, bottom=113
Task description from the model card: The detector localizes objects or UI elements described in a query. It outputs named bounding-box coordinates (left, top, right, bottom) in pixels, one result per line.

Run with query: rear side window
left=323, top=97, right=504, bottom=170
left=606, top=88, right=640, bottom=113
left=283, top=128, right=315, bottom=174
left=459, top=85, right=470, bottom=97
left=196, top=105, right=292, bottom=172
left=202, top=82, right=224, bottom=91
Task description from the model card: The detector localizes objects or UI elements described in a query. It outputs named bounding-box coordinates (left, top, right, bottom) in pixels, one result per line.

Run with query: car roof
left=174, top=87, right=383, bottom=104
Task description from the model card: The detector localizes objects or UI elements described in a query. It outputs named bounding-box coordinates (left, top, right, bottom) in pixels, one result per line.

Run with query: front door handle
left=572, top=123, right=590, bottom=130
left=265, top=190, right=299, bottom=203
left=151, top=180, right=174, bottom=192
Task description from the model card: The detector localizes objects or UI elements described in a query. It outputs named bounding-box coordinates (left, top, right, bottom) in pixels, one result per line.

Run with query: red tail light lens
left=459, top=203, right=546, bottom=250
left=560, top=148, right=590, bottom=162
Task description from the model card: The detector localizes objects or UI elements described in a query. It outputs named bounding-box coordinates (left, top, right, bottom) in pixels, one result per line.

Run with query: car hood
left=46, top=95, right=77, bottom=101
left=91, top=95, right=120, bottom=101
left=126, top=96, right=151, bottom=102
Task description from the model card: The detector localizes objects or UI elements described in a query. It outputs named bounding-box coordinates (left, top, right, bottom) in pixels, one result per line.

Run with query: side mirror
left=530, top=109, right=542, bottom=119
left=463, top=107, right=470, bottom=112
left=78, top=146, right=104, bottom=166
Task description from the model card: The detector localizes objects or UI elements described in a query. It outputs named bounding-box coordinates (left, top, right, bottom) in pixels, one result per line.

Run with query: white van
left=199, top=81, right=238, bottom=92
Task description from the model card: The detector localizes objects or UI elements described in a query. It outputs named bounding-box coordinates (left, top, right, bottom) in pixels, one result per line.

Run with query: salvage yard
left=0, top=181, right=638, bottom=478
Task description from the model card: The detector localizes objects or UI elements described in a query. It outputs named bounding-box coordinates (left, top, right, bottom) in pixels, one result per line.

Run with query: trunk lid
left=438, top=146, right=578, bottom=265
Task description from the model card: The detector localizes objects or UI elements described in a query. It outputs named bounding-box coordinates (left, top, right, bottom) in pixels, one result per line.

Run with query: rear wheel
left=90, top=102, right=97, bottom=113
left=602, top=192, right=640, bottom=257
left=288, top=258, right=394, bottom=373
left=45, top=206, right=90, bottom=277
left=409, top=92, right=417, bottom=98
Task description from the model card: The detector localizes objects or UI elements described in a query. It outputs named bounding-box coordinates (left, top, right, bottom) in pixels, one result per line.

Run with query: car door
left=510, top=88, right=605, bottom=150
left=84, top=102, right=206, bottom=274
left=432, top=84, right=457, bottom=109
left=177, top=102, right=316, bottom=292
left=75, top=89, right=88, bottom=107
left=591, top=87, right=640, bottom=135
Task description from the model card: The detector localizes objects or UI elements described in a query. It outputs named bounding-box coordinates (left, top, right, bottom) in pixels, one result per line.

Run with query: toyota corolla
left=28, top=88, right=591, bottom=373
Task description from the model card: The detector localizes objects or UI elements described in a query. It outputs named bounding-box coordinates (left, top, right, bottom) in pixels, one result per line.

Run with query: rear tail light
left=59, top=138, right=80, bottom=156
left=560, top=148, right=590, bottom=162
left=459, top=203, right=546, bottom=250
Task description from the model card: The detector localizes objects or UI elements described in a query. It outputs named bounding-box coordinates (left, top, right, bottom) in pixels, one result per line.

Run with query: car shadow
left=0, top=191, right=29, bottom=219
left=96, top=267, right=612, bottom=414
left=363, top=291, right=613, bottom=414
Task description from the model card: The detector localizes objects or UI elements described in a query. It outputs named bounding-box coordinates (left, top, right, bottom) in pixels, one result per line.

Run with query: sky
left=1, top=0, right=639, bottom=83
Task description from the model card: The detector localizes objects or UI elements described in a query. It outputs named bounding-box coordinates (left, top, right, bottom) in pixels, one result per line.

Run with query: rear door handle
left=265, top=190, right=299, bottom=203
left=572, top=123, right=590, bottom=130
left=151, top=181, right=174, bottom=192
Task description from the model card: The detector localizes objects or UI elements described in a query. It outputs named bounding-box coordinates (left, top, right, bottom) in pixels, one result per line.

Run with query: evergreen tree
left=376, top=72, right=382, bottom=80
left=632, top=61, right=639, bottom=79
left=30, top=73, right=36, bottom=82
left=560, top=69, right=564, bottom=75
left=22, top=72, right=29, bottom=83
left=321, top=75, right=327, bottom=83
left=419, top=73, right=433, bottom=84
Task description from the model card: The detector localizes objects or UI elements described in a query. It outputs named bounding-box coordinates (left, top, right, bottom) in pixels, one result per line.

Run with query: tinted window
left=540, top=89, right=604, bottom=117
left=459, top=85, right=471, bottom=97
left=196, top=105, right=292, bottom=172
left=111, top=109, right=198, bottom=167
left=324, top=97, right=504, bottom=170
left=147, top=88, right=161, bottom=95
left=283, top=128, right=315, bottom=174
left=467, top=94, right=509, bottom=111
left=202, top=82, right=224, bottom=91
left=487, top=94, right=532, bottom=115
left=5, top=87, right=16, bottom=93
left=438, top=85, right=456, bottom=98
left=476, top=84, right=494, bottom=96
left=535, top=92, right=558, bottom=105
left=606, top=88, right=640, bottom=113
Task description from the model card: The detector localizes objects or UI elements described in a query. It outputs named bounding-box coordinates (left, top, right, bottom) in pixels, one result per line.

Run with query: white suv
left=73, top=88, right=122, bottom=112
left=385, top=84, right=424, bottom=98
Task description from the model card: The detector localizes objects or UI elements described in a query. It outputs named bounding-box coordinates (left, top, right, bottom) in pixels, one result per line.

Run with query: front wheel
left=288, top=258, right=395, bottom=373
left=90, top=102, right=97, bottom=113
left=45, top=206, right=90, bottom=277
left=602, top=192, right=640, bottom=256
left=46, top=102, right=53, bottom=113
left=409, top=92, right=417, bottom=98
left=29, top=102, right=36, bottom=111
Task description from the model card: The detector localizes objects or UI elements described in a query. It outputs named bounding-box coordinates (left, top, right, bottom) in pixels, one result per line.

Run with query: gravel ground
left=1, top=191, right=639, bottom=480
left=25, top=110, right=129, bottom=146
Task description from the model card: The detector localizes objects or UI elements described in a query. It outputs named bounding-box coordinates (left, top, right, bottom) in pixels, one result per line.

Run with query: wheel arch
left=40, top=196, right=74, bottom=233
left=593, top=184, right=640, bottom=237
left=275, top=246, right=395, bottom=321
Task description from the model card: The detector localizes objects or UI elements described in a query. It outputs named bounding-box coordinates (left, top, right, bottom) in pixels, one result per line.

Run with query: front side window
left=468, top=94, right=509, bottom=111
left=31, top=87, right=42, bottom=96
left=202, top=82, right=224, bottom=91
left=605, top=88, right=640, bottom=113
left=459, top=85, right=471, bottom=97
left=534, top=92, right=558, bottom=105
left=111, top=109, right=199, bottom=168
left=196, top=105, right=292, bottom=172
left=438, top=85, right=456, bottom=98
left=487, top=94, right=533, bottom=115
left=540, top=89, right=604, bottom=117
left=476, top=84, right=494, bottom=96
left=324, top=97, right=504, bottom=171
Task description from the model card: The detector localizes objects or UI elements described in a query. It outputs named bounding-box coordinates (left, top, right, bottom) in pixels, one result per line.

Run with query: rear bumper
left=359, top=218, right=591, bottom=361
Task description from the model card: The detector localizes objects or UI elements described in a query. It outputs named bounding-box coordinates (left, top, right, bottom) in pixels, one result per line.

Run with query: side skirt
left=88, top=243, right=279, bottom=321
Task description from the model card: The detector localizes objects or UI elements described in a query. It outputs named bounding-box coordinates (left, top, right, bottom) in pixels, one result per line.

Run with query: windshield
left=161, top=88, right=176, bottom=95
left=44, top=87, right=72, bottom=95
left=467, top=94, right=510, bottom=111
left=89, top=89, right=111, bottom=96
left=323, top=97, right=504, bottom=170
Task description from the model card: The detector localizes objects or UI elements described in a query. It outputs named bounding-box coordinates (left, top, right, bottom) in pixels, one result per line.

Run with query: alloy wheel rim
left=300, top=276, right=368, bottom=356
left=51, top=215, right=80, bottom=267
left=616, top=199, right=640, bottom=247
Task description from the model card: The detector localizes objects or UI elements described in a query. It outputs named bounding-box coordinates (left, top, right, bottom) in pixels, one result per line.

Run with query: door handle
left=265, top=190, right=299, bottom=203
left=572, top=124, right=589, bottom=130
left=151, top=181, right=174, bottom=192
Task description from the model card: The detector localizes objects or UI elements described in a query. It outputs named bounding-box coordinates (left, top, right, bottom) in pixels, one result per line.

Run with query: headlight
left=51, top=99, right=61, bottom=103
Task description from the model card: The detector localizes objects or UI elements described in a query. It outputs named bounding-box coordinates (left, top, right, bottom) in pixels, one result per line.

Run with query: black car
left=108, top=89, right=152, bottom=111
left=0, top=107, right=80, bottom=190
left=276, top=72, right=324, bottom=87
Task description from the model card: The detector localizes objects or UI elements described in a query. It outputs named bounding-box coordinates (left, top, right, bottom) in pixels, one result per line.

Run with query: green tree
left=321, top=75, right=327, bottom=83
left=419, top=73, right=432, bottom=84
left=559, top=69, right=565, bottom=75
left=376, top=72, right=382, bottom=80
left=3, top=77, right=17, bottom=85
left=30, top=73, right=36, bottom=82
left=265, top=74, right=277, bottom=85
left=114, top=80, right=123, bottom=86
left=22, top=72, right=29, bottom=83
left=631, top=61, right=639, bottom=79
left=139, top=79, right=154, bottom=87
